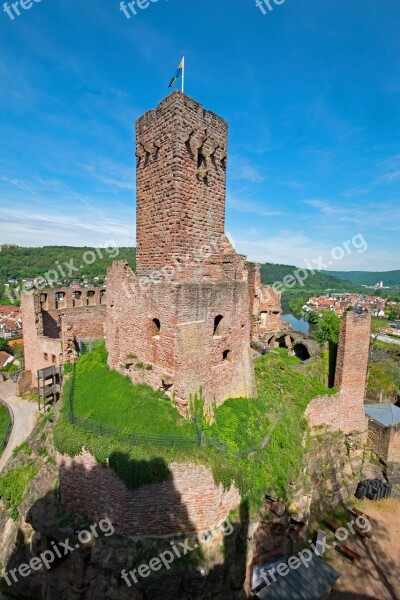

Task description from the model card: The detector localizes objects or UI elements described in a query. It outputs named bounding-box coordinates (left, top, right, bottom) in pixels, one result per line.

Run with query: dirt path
left=330, top=498, right=400, bottom=600
left=0, top=379, right=38, bottom=472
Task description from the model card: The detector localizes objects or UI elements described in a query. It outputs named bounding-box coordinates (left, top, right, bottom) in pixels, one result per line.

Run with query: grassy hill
left=260, top=263, right=363, bottom=293
left=325, top=270, right=400, bottom=287
left=0, top=245, right=136, bottom=282
left=1, top=245, right=392, bottom=298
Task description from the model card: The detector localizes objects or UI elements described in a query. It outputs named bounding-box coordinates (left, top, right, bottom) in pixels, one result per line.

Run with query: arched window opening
left=293, top=343, right=311, bottom=361
left=213, top=315, right=223, bottom=337
left=151, top=318, right=161, bottom=338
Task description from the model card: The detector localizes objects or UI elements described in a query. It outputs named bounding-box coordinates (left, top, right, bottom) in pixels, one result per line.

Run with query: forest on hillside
left=0, top=245, right=136, bottom=282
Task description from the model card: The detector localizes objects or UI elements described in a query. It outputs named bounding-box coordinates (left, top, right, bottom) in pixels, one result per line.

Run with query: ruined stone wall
left=334, top=311, right=370, bottom=432
left=306, top=312, right=370, bottom=435
left=57, top=451, right=240, bottom=536
left=306, top=430, right=366, bottom=514
left=21, top=292, right=63, bottom=383
left=21, top=288, right=106, bottom=385
left=388, top=424, right=400, bottom=463
left=136, top=91, right=228, bottom=281
left=367, top=419, right=391, bottom=462
left=366, top=421, right=400, bottom=483
left=173, top=280, right=255, bottom=406
left=105, top=261, right=256, bottom=409
left=247, top=263, right=282, bottom=342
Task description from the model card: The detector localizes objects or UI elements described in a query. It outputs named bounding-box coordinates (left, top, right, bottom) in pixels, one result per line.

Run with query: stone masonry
left=105, top=92, right=281, bottom=408
left=21, top=286, right=106, bottom=388
left=247, top=262, right=282, bottom=341
left=306, top=310, right=371, bottom=434
left=57, top=451, right=240, bottom=536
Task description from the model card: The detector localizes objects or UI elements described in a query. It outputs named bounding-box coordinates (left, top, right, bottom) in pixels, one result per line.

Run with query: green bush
left=0, top=404, right=11, bottom=453
left=0, top=463, right=38, bottom=520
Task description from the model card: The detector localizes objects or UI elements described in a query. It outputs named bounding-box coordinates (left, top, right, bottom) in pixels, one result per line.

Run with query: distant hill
left=325, top=270, right=400, bottom=287
left=0, top=245, right=136, bottom=283
left=0, top=246, right=387, bottom=298
left=260, top=263, right=362, bottom=293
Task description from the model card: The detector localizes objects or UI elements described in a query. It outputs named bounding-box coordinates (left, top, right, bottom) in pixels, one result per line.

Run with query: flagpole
left=182, top=56, right=185, bottom=94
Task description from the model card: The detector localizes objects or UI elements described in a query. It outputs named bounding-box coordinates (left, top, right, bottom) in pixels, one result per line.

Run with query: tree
left=313, top=311, right=340, bottom=345
left=0, top=339, right=13, bottom=354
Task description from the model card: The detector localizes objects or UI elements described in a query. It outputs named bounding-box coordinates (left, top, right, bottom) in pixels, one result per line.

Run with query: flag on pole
left=168, top=57, right=185, bottom=92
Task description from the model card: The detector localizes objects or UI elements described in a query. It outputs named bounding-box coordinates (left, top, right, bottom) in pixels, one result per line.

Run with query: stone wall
left=21, top=287, right=106, bottom=387
left=105, top=261, right=256, bottom=409
left=368, top=419, right=391, bottom=461
left=388, top=424, right=400, bottom=462
left=306, top=311, right=370, bottom=435
left=56, top=451, right=240, bottom=536
left=247, top=263, right=282, bottom=341
left=135, top=91, right=228, bottom=281
left=306, top=430, right=366, bottom=514
left=20, top=292, right=62, bottom=385
left=368, top=420, right=400, bottom=483
left=333, top=310, right=371, bottom=432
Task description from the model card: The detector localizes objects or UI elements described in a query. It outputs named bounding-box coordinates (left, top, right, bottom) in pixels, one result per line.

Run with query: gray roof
left=251, top=554, right=340, bottom=600
left=365, top=403, right=400, bottom=427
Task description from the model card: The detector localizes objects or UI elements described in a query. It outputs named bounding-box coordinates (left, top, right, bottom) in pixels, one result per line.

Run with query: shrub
left=0, top=463, right=38, bottom=520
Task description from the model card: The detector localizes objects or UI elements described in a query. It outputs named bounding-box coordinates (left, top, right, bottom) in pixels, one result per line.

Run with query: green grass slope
left=54, top=346, right=334, bottom=510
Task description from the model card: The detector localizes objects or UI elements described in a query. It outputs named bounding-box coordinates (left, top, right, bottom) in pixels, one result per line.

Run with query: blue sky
left=0, top=0, right=399, bottom=270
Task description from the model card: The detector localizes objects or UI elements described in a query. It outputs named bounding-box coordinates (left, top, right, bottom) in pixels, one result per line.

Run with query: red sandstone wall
left=105, top=262, right=256, bottom=408
left=173, top=281, right=255, bottom=406
left=136, top=92, right=229, bottom=281
left=56, top=452, right=240, bottom=536
left=388, top=425, right=400, bottom=463
left=247, top=263, right=282, bottom=341
left=60, top=307, right=106, bottom=343
left=21, top=288, right=106, bottom=381
left=367, top=419, right=391, bottom=461
left=21, top=292, right=63, bottom=378
left=306, top=312, right=370, bottom=435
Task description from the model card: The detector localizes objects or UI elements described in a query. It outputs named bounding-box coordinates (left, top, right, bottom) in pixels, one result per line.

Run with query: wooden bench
left=325, top=518, right=342, bottom=533
left=350, top=507, right=372, bottom=521
left=337, top=544, right=363, bottom=562
left=354, top=524, right=373, bottom=540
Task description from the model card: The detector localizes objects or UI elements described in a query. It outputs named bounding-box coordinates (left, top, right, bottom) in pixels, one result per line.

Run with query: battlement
left=37, top=286, right=106, bottom=311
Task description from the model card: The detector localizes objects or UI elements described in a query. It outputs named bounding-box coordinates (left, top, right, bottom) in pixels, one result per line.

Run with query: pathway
left=0, top=379, right=38, bottom=472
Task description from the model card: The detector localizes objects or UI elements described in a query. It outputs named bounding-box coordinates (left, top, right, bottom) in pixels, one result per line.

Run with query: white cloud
left=227, top=193, right=282, bottom=217
left=232, top=229, right=399, bottom=271
left=228, top=154, right=265, bottom=183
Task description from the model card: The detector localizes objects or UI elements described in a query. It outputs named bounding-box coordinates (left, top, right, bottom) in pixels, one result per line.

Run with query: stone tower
left=334, top=310, right=371, bottom=433
left=106, top=92, right=257, bottom=410
left=136, top=91, right=229, bottom=281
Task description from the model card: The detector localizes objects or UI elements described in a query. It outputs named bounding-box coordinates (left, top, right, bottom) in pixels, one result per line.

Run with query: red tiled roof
left=0, top=351, right=13, bottom=367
